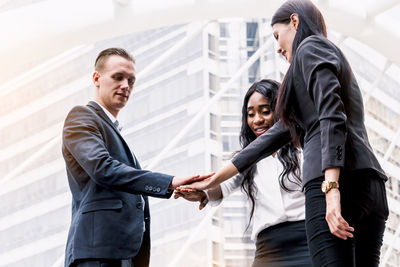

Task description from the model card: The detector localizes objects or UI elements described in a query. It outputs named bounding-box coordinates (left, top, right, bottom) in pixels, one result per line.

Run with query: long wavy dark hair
left=272, top=0, right=327, bottom=145
left=239, top=79, right=301, bottom=226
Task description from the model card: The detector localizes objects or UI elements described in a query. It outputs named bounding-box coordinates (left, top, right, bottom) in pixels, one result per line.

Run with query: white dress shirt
left=209, top=155, right=305, bottom=240
left=95, top=101, right=119, bottom=127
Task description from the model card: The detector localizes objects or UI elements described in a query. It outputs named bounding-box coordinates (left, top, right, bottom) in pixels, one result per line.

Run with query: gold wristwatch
left=321, top=181, right=339, bottom=194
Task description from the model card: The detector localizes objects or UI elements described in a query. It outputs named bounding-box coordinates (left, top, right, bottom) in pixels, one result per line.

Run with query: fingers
left=186, top=175, right=201, bottom=183
left=326, top=211, right=354, bottom=240
left=325, top=189, right=354, bottom=240
left=176, top=187, right=197, bottom=193
left=174, top=192, right=183, bottom=199
left=199, top=198, right=208, bottom=210
left=187, top=172, right=215, bottom=184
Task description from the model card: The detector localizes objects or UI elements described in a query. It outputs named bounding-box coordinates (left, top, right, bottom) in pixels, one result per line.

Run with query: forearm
left=232, top=121, right=290, bottom=172
left=324, top=167, right=340, bottom=182
left=209, top=162, right=239, bottom=188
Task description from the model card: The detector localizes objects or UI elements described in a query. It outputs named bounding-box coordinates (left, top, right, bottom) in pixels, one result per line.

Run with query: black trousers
left=304, top=170, right=388, bottom=267
left=72, top=229, right=150, bottom=267
left=252, top=220, right=312, bottom=267
left=73, top=259, right=133, bottom=267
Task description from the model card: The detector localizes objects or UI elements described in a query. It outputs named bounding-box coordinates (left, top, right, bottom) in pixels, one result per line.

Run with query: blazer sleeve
left=62, top=106, right=174, bottom=198
left=231, top=120, right=291, bottom=173
left=296, top=36, right=347, bottom=171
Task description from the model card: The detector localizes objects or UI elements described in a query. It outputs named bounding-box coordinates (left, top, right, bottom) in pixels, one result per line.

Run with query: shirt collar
left=94, top=100, right=118, bottom=125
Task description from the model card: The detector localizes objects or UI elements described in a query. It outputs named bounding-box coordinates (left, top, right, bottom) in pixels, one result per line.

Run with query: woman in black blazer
left=181, top=0, right=389, bottom=266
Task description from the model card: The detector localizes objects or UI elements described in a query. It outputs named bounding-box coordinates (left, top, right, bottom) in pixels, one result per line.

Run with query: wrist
left=321, top=180, right=339, bottom=194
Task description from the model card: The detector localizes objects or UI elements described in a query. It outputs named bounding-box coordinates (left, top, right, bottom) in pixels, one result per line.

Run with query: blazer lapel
left=87, top=101, right=138, bottom=167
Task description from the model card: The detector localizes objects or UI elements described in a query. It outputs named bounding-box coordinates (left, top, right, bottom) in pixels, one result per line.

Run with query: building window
left=220, top=23, right=229, bottom=37
left=246, top=22, right=258, bottom=39
left=209, top=73, right=219, bottom=92
left=208, top=33, right=218, bottom=59
left=210, top=113, right=219, bottom=132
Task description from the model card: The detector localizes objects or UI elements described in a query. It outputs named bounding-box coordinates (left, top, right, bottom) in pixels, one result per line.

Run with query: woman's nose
left=254, top=114, right=264, bottom=124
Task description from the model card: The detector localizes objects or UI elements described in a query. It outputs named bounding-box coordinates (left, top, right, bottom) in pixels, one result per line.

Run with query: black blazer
left=62, top=101, right=173, bottom=267
left=232, top=35, right=387, bottom=186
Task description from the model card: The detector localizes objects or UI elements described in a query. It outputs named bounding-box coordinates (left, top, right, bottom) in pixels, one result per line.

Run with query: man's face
left=93, top=55, right=136, bottom=117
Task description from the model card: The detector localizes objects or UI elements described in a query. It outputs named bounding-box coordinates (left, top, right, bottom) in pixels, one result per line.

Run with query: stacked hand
left=171, top=172, right=216, bottom=210
left=177, top=174, right=215, bottom=191
left=170, top=173, right=215, bottom=190
left=174, top=188, right=208, bottom=210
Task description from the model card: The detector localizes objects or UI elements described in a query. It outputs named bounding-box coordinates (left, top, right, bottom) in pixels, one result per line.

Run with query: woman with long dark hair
left=180, top=1, right=389, bottom=266
left=176, top=79, right=311, bottom=267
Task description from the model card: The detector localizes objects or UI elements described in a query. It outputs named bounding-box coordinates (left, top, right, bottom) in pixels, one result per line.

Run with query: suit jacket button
left=145, top=186, right=149, bottom=191
left=148, top=186, right=153, bottom=191
left=337, top=155, right=343, bottom=160
left=136, top=203, right=142, bottom=209
left=156, top=188, right=161, bottom=192
left=336, top=145, right=342, bottom=152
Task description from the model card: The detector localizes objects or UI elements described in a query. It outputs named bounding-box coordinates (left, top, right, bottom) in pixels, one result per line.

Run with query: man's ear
left=290, top=13, right=299, bottom=30
left=93, top=71, right=100, bottom=88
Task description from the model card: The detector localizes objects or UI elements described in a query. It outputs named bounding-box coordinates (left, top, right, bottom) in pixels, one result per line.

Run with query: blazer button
left=148, top=186, right=153, bottom=191
left=336, top=145, right=342, bottom=152
left=145, top=186, right=149, bottom=191
left=156, top=188, right=161, bottom=193
left=136, top=203, right=143, bottom=209
left=337, top=155, right=343, bottom=160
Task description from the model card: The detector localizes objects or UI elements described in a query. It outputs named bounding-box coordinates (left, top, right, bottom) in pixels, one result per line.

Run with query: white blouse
left=209, top=155, right=305, bottom=240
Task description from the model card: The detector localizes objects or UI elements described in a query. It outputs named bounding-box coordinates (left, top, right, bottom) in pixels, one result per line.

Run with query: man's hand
left=174, top=188, right=208, bottom=210
left=169, top=173, right=215, bottom=190
left=325, top=189, right=354, bottom=240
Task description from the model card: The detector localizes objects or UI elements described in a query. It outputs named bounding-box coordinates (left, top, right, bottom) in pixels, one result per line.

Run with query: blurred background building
left=0, top=1, right=400, bottom=267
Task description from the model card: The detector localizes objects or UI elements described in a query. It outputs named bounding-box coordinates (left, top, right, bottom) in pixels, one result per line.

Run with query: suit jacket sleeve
left=63, top=106, right=173, bottom=198
left=231, top=120, right=291, bottom=173
left=296, top=36, right=347, bottom=171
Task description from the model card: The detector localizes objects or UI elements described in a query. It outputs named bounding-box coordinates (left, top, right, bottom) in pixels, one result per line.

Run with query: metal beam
left=366, top=0, right=399, bottom=19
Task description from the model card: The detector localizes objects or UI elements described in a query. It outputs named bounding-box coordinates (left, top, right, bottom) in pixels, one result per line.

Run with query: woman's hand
left=178, top=175, right=216, bottom=191
left=325, top=189, right=354, bottom=239
left=324, top=168, right=354, bottom=240
left=174, top=188, right=208, bottom=210
left=179, top=162, right=239, bottom=191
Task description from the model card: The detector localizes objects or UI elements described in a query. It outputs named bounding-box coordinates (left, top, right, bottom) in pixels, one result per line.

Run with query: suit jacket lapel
left=87, top=101, right=138, bottom=167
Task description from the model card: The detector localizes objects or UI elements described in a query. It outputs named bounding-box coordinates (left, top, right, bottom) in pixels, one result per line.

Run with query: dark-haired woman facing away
left=176, top=79, right=311, bottom=267
left=180, top=1, right=389, bottom=266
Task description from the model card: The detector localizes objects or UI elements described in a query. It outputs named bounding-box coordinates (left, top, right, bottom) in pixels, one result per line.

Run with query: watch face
left=321, top=182, right=327, bottom=193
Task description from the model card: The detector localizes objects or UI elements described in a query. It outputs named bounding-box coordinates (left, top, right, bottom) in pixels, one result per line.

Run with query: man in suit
left=62, top=47, right=209, bottom=267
